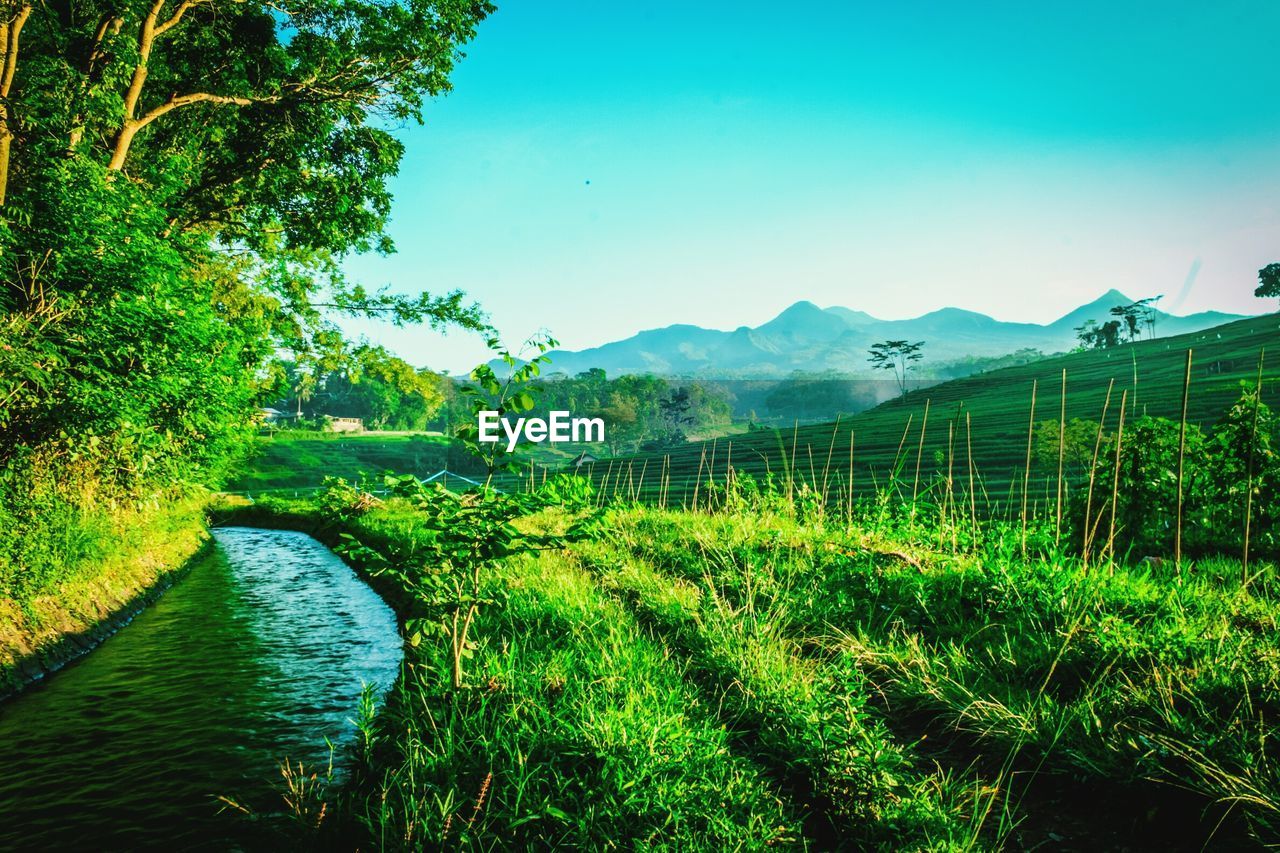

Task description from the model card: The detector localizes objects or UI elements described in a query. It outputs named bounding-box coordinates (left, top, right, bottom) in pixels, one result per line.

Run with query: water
left=0, top=527, right=403, bottom=851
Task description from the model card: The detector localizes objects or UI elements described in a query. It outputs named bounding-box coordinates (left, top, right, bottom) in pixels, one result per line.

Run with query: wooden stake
left=966, top=410, right=977, bottom=539
left=893, top=413, right=914, bottom=500
left=847, top=429, right=855, bottom=525
left=821, top=415, right=841, bottom=500
left=788, top=420, right=799, bottom=500
left=912, top=399, right=931, bottom=520
left=1056, top=369, right=1066, bottom=547
left=946, top=416, right=957, bottom=551
left=1021, top=379, right=1038, bottom=555
left=1082, top=379, right=1114, bottom=568
left=1244, top=348, right=1266, bottom=583
left=1106, top=389, right=1128, bottom=569
left=1174, top=349, right=1192, bottom=574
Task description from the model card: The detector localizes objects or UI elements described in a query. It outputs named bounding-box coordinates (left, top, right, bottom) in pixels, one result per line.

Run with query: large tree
left=0, top=0, right=493, bottom=516
left=1257, top=263, right=1280, bottom=308
left=867, top=340, right=924, bottom=396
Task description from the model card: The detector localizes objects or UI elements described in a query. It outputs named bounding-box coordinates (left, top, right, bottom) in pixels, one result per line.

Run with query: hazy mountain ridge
left=507, top=290, right=1249, bottom=378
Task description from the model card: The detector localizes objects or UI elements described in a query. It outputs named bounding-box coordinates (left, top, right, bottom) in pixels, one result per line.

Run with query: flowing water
left=0, top=527, right=403, bottom=851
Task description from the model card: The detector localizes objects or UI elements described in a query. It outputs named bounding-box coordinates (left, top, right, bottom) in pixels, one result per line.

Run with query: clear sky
left=339, top=1, right=1280, bottom=373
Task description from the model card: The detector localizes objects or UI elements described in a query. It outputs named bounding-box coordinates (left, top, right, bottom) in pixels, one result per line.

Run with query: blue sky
left=340, top=1, right=1280, bottom=372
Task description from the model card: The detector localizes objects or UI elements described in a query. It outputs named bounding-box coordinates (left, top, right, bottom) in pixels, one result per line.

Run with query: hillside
left=580, top=314, right=1279, bottom=506
left=509, top=290, right=1247, bottom=378
left=225, top=433, right=483, bottom=495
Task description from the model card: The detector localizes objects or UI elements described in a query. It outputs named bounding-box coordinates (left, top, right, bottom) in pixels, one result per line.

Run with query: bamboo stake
left=1056, top=369, right=1066, bottom=547
left=821, top=415, right=841, bottom=500
left=1021, top=379, right=1038, bottom=555
left=911, top=400, right=931, bottom=520
left=893, top=413, right=914, bottom=500
left=1106, top=389, right=1129, bottom=569
left=1244, top=348, right=1266, bottom=583
left=692, top=446, right=707, bottom=510
left=600, top=460, right=615, bottom=508
left=1082, top=379, right=1115, bottom=568
left=966, top=410, right=977, bottom=540
left=788, top=420, right=799, bottom=501
left=894, top=414, right=914, bottom=469
left=1174, top=349, right=1192, bottom=575
left=847, top=429, right=855, bottom=525
left=946, top=417, right=957, bottom=551
left=708, top=438, right=718, bottom=495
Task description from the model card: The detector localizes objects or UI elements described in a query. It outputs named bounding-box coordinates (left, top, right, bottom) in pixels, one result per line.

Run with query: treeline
left=261, top=346, right=452, bottom=432
left=0, top=0, right=494, bottom=603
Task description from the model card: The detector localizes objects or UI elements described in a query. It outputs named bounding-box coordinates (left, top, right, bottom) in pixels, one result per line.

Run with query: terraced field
left=583, top=315, right=1280, bottom=511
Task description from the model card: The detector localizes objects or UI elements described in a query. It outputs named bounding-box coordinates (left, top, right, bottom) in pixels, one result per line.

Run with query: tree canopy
left=1257, top=263, right=1280, bottom=305
left=867, top=340, right=925, bottom=396
left=0, top=0, right=494, bottom=598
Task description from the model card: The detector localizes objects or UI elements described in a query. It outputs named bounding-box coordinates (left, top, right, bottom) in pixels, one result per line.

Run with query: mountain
left=499, top=292, right=1251, bottom=378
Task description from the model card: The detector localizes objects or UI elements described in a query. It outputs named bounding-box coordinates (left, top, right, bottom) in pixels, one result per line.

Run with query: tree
left=1109, top=304, right=1143, bottom=342
left=0, top=0, right=495, bottom=600
left=1033, top=418, right=1101, bottom=475
left=1075, top=319, right=1123, bottom=350
left=1132, top=296, right=1162, bottom=338
left=867, top=340, right=924, bottom=396
left=1257, top=263, right=1280, bottom=308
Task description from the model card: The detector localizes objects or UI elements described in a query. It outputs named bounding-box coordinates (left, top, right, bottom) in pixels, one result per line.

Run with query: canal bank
left=0, top=499, right=211, bottom=700
left=0, top=524, right=404, bottom=849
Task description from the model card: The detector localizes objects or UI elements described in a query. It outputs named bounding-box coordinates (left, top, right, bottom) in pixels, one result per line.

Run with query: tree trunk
left=107, top=0, right=164, bottom=170
left=0, top=4, right=33, bottom=206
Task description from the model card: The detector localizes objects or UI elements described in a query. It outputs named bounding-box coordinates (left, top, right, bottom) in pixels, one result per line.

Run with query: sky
left=339, top=1, right=1280, bottom=373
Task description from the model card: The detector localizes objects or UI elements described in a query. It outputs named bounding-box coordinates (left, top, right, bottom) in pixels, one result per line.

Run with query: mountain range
left=516, top=290, right=1246, bottom=378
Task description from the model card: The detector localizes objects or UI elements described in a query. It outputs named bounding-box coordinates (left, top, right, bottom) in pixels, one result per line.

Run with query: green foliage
left=1068, top=384, right=1280, bottom=559
left=334, top=471, right=599, bottom=688
left=1256, top=262, right=1280, bottom=303
left=868, top=339, right=925, bottom=395
left=1075, top=317, right=1123, bottom=349
left=453, top=334, right=558, bottom=476
left=0, top=0, right=494, bottom=602
left=1031, top=416, right=1099, bottom=475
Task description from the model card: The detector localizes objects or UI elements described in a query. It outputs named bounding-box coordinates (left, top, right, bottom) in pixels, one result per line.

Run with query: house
left=326, top=416, right=364, bottom=433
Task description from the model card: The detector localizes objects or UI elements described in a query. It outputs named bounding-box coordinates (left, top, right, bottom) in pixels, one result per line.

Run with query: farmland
left=209, top=314, right=1280, bottom=849
left=224, top=433, right=481, bottom=496
left=585, top=315, right=1280, bottom=514
left=223, top=481, right=1280, bottom=849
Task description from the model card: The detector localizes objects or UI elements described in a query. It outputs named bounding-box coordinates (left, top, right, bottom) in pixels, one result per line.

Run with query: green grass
left=587, top=315, right=1280, bottom=510
left=225, top=432, right=478, bottom=495
left=223, top=481, right=1280, bottom=850
left=0, top=497, right=209, bottom=693
left=587, top=506, right=1280, bottom=847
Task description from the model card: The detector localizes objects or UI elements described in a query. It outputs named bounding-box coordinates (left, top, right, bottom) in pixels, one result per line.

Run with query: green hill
left=583, top=314, right=1280, bottom=510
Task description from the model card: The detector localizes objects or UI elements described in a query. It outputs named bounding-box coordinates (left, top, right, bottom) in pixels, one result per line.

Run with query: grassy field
left=584, top=315, right=1280, bottom=512
left=224, top=490, right=1280, bottom=850
left=225, top=432, right=483, bottom=495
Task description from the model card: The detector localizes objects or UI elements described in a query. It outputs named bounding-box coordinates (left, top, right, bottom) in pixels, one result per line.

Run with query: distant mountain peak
left=491, top=289, right=1248, bottom=379
left=771, top=300, right=825, bottom=320
left=1088, top=288, right=1136, bottom=305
